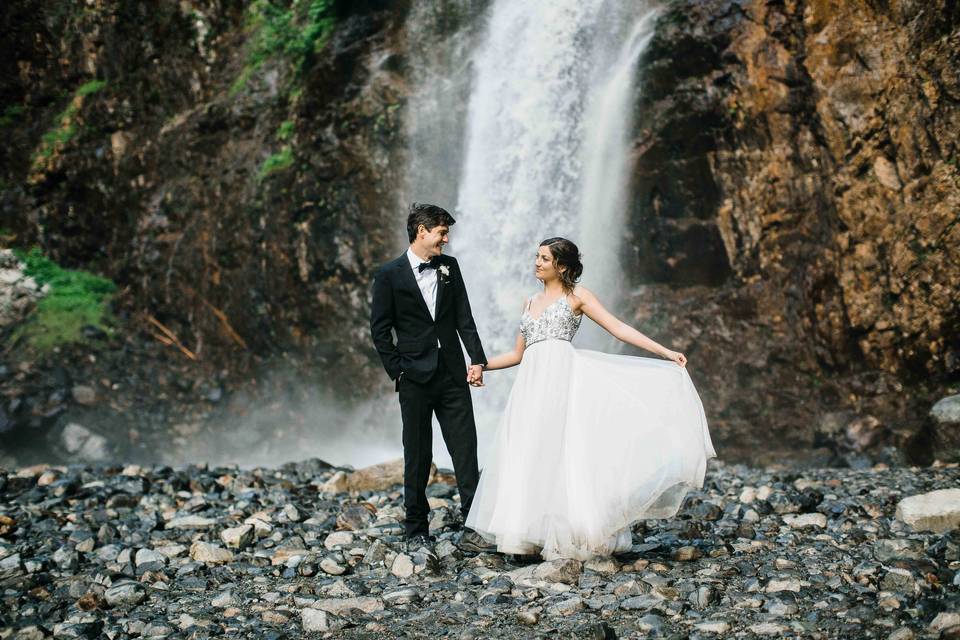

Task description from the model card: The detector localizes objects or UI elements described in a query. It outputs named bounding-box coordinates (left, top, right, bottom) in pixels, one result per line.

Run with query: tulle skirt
left=465, top=338, right=716, bottom=560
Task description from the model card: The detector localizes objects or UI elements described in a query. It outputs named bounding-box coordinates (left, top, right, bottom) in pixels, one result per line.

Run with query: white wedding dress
left=465, top=294, right=716, bottom=560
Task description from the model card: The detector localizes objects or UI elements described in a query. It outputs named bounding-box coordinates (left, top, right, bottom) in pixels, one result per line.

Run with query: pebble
left=547, top=596, right=584, bottom=616
left=695, top=620, right=731, bottom=634
left=301, top=608, right=330, bottom=632
left=320, top=557, right=347, bottom=575
left=896, top=489, right=960, bottom=532
left=220, top=524, right=254, bottom=549
left=391, top=553, right=415, bottom=578
left=325, top=531, right=354, bottom=549
left=166, top=515, right=216, bottom=530
left=189, top=541, right=234, bottom=564
left=0, top=459, right=956, bottom=638
left=782, top=513, right=827, bottom=529
left=104, top=582, right=146, bottom=607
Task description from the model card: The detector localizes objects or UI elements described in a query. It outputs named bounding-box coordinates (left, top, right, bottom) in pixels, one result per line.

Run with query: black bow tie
left=417, top=258, right=440, bottom=273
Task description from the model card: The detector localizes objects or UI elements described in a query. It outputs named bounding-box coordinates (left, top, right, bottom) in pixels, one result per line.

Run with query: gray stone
left=546, top=596, right=583, bottom=616
left=283, top=503, right=301, bottom=522
left=391, top=553, right=415, bottom=578
left=750, top=622, right=789, bottom=635
left=324, top=531, right=354, bottom=550
left=782, top=513, right=827, bottom=529
left=689, top=585, right=716, bottom=609
left=764, top=597, right=799, bottom=616
left=517, top=609, right=541, bottom=625
left=105, top=582, right=146, bottom=607
left=930, top=612, right=960, bottom=634
left=695, top=621, right=731, bottom=634
left=881, top=568, right=918, bottom=594
left=189, top=541, right=234, bottom=564
left=52, top=546, right=78, bottom=570
left=142, top=623, right=172, bottom=638
left=220, top=524, right=254, bottom=549
left=166, top=516, right=217, bottom=530
left=312, top=597, right=385, bottom=616
left=635, top=614, right=665, bottom=633
left=931, top=394, right=960, bottom=424
left=135, top=548, right=167, bottom=567
left=532, top=559, right=581, bottom=585
left=896, top=489, right=960, bottom=532
left=873, top=539, right=924, bottom=562
left=320, top=557, right=347, bottom=576
left=383, top=588, right=420, bottom=604
left=620, top=594, right=665, bottom=611
left=673, top=545, right=702, bottom=561
left=765, top=578, right=801, bottom=593
left=61, top=423, right=109, bottom=461
left=301, top=609, right=329, bottom=632
left=211, top=591, right=236, bottom=608
left=71, top=385, right=97, bottom=406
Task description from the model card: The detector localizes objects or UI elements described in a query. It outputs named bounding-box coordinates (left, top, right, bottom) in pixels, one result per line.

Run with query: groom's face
left=419, top=224, right=449, bottom=257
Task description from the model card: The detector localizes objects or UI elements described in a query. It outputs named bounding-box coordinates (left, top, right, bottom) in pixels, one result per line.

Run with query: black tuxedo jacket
left=370, top=253, right=487, bottom=390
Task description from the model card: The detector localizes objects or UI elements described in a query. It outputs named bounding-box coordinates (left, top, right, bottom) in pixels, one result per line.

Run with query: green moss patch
left=258, top=146, right=294, bottom=181
left=32, top=79, right=107, bottom=166
left=12, top=248, right=116, bottom=352
left=230, top=0, right=335, bottom=95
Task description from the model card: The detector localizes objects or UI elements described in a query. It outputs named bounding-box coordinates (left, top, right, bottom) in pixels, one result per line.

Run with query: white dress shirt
left=407, top=248, right=439, bottom=320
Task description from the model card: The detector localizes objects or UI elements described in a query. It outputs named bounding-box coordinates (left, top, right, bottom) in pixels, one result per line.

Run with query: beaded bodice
left=520, top=295, right=582, bottom=347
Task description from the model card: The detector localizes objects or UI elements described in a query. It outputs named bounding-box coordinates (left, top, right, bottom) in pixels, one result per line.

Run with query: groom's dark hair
left=407, top=202, right=456, bottom=243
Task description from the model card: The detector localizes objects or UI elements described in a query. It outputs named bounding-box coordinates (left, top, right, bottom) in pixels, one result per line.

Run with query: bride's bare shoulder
left=570, top=285, right=595, bottom=303
left=568, top=286, right=592, bottom=312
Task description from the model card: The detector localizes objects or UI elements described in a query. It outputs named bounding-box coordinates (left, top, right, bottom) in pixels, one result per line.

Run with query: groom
left=369, top=202, right=495, bottom=553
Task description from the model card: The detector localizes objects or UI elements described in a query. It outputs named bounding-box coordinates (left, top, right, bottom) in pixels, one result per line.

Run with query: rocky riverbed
left=1, top=459, right=959, bottom=639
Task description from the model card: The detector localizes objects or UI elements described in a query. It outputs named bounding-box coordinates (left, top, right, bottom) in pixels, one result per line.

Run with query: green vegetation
left=230, top=0, right=335, bottom=95
left=12, top=248, right=116, bottom=351
left=0, top=104, right=25, bottom=130
left=76, top=79, right=108, bottom=97
left=258, top=146, right=294, bottom=180
left=276, top=119, right=295, bottom=141
left=33, top=79, right=107, bottom=164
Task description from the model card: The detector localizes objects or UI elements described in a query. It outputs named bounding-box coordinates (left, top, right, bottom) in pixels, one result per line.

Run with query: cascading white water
left=358, top=1, right=660, bottom=469
left=453, top=1, right=659, bottom=353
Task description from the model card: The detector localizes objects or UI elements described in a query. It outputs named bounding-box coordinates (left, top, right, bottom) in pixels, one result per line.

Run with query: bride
left=464, top=237, right=716, bottom=560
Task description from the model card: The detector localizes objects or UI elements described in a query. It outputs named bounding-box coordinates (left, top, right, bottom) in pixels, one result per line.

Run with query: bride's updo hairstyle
left=539, top=237, right=583, bottom=292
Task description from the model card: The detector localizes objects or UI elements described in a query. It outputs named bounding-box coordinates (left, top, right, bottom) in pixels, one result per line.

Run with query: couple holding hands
left=370, top=203, right=714, bottom=560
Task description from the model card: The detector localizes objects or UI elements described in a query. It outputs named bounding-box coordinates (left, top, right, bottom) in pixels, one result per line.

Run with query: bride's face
left=534, top=245, right=559, bottom=283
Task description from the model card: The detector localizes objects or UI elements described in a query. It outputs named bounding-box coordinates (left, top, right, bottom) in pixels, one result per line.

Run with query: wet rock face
left=0, top=1, right=408, bottom=396
left=0, top=460, right=958, bottom=638
left=0, top=250, right=45, bottom=331
left=625, top=0, right=960, bottom=462
left=634, top=0, right=960, bottom=373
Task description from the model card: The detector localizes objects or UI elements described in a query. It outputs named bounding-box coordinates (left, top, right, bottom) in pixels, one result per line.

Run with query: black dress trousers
left=398, top=352, right=480, bottom=538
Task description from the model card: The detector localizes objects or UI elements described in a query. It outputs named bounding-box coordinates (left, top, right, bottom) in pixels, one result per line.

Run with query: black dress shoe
left=457, top=529, right=497, bottom=554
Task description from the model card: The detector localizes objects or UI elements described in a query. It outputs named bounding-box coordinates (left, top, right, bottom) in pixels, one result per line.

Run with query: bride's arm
left=482, top=332, right=526, bottom=371
left=479, top=298, right=528, bottom=373
left=572, top=286, right=687, bottom=366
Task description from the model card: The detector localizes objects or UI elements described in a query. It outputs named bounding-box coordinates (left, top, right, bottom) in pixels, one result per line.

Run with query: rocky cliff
left=0, top=0, right=957, bottom=466
left=626, top=0, right=959, bottom=463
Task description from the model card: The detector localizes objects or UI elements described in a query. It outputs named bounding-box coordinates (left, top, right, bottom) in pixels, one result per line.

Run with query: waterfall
left=453, top=1, right=659, bottom=353
left=379, top=0, right=659, bottom=468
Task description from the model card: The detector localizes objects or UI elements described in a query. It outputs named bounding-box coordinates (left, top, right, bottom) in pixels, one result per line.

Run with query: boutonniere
left=438, top=264, right=451, bottom=282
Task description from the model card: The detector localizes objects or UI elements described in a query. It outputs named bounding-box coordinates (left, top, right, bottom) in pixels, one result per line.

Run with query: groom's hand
left=468, top=364, right=484, bottom=387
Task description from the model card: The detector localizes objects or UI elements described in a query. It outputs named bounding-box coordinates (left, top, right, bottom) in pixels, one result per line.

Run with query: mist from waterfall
left=370, top=0, right=659, bottom=469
